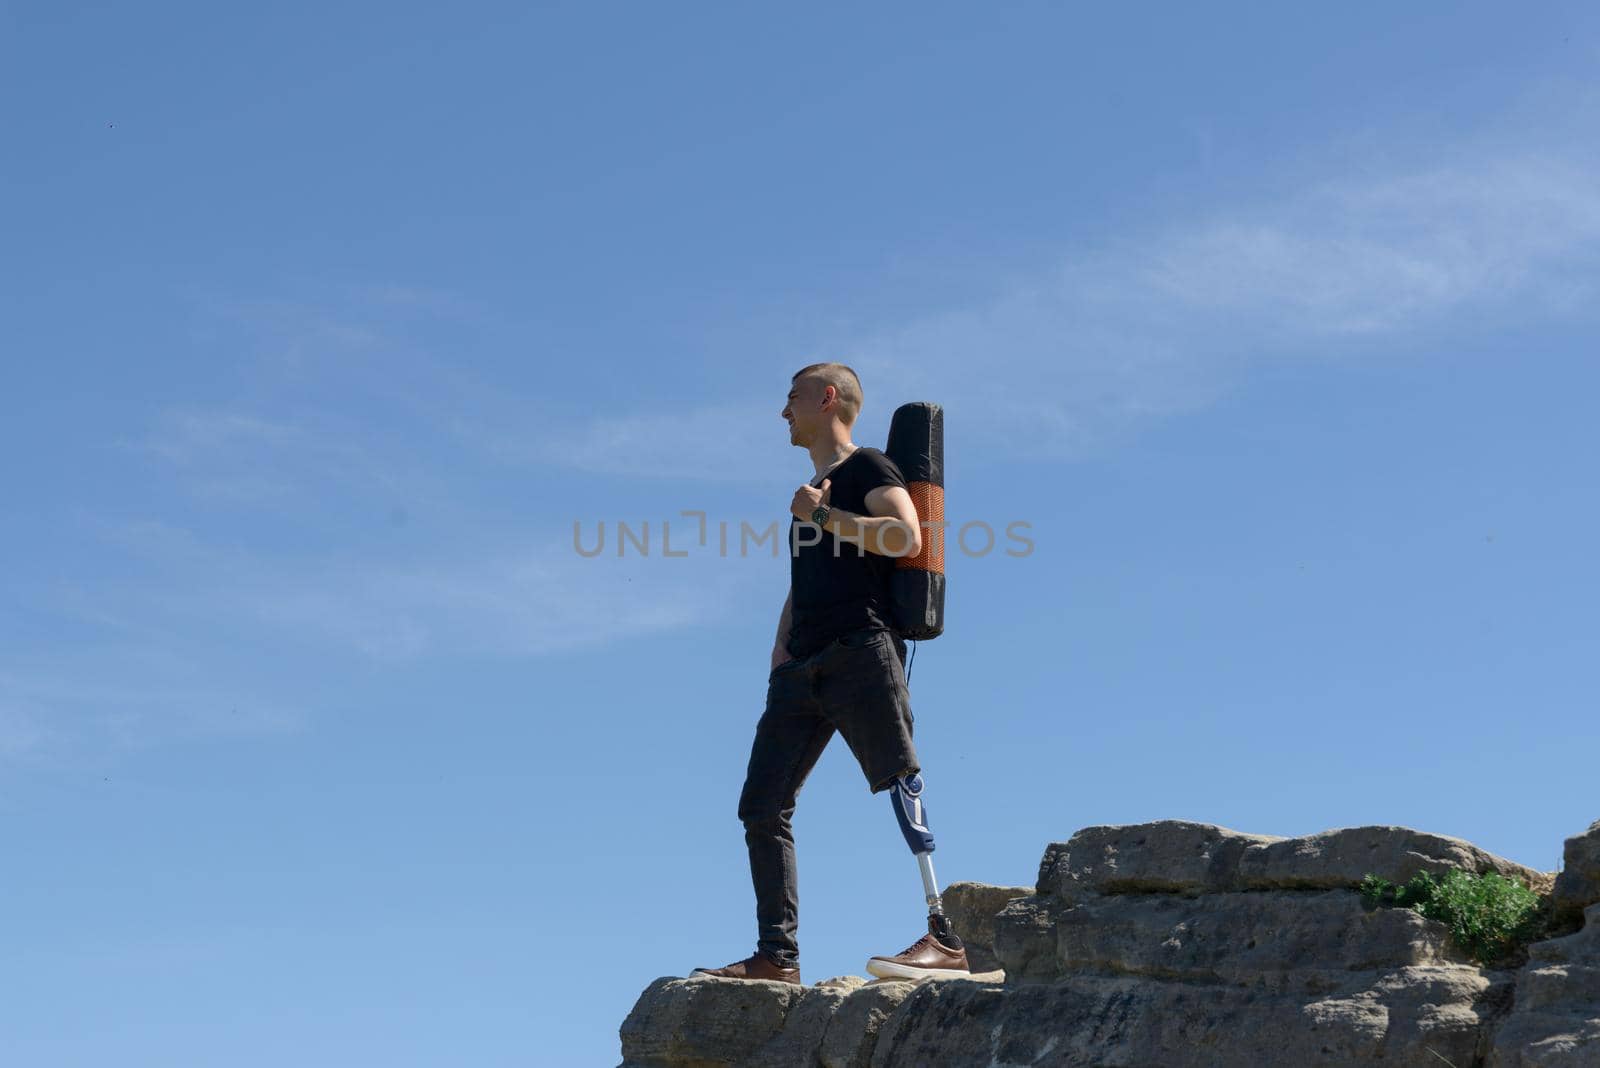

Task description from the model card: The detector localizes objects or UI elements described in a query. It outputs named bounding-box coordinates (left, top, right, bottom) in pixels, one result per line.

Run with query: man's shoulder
left=850, top=446, right=906, bottom=485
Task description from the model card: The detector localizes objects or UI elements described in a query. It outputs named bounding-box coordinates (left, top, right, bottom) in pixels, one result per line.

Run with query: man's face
left=782, top=377, right=830, bottom=445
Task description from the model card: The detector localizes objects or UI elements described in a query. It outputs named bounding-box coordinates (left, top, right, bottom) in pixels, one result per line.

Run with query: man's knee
left=738, top=784, right=792, bottom=831
left=871, top=763, right=920, bottom=795
left=888, top=770, right=936, bottom=854
left=740, top=808, right=792, bottom=841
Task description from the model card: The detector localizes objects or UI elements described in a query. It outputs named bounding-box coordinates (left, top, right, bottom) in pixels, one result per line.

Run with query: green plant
left=1360, top=869, right=1545, bottom=966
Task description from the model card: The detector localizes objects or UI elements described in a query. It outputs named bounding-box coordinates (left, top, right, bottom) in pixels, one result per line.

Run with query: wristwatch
left=810, top=504, right=831, bottom=527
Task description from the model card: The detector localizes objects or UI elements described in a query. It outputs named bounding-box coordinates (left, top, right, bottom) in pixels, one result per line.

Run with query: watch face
left=811, top=507, right=829, bottom=525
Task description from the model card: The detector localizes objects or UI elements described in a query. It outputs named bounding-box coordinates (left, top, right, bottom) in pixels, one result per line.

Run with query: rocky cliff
left=619, top=819, right=1600, bottom=1067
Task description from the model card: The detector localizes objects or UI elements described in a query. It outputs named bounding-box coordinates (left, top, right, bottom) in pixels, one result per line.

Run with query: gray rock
left=868, top=967, right=1504, bottom=1067
left=819, top=980, right=916, bottom=1068
left=994, top=893, right=1060, bottom=981
left=620, top=821, right=1586, bottom=1067
left=618, top=974, right=923, bottom=1068
left=1051, top=889, right=1460, bottom=990
left=1035, top=821, right=1547, bottom=901
left=1489, top=1016, right=1600, bottom=1067
left=1515, top=964, right=1600, bottom=1015
left=618, top=975, right=810, bottom=1067
left=941, top=880, right=1032, bottom=972
left=755, top=981, right=861, bottom=1068
left=1238, top=826, right=1552, bottom=893
left=1489, top=902, right=1600, bottom=1067
left=1529, top=904, right=1600, bottom=966
left=1552, top=820, right=1600, bottom=926
left=1036, top=820, right=1281, bottom=898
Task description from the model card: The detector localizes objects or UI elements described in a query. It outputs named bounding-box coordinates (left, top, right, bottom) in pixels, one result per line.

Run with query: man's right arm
left=772, top=590, right=794, bottom=670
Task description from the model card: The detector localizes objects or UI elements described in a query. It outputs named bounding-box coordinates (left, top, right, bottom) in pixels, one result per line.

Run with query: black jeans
left=737, top=626, right=919, bottom=967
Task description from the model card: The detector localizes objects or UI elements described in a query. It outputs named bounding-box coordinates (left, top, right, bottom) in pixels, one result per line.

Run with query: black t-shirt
left=786, top=446, right=908, bottom=658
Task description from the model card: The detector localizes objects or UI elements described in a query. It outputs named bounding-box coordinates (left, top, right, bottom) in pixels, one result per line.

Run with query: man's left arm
left=824, top=485, right=922, bottom=558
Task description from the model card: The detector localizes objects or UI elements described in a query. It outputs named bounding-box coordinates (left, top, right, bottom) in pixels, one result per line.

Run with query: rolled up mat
left=884, top=401, right=945, bottom=640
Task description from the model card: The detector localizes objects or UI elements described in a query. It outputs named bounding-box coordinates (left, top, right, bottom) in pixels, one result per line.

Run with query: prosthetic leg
left=888, top=772, right=963, bottom=949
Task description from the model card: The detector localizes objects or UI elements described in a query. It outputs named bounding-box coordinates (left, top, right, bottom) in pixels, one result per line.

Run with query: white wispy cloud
left=1138, top=157, right=1600, bottom=333
left=0, top=668, right=302, bottom=766
left=0, top=703, right=49, bottom=759
left=238, top=545, right=745, bottom=661
left=5, top=514, right=758, bottom=763
left=498, top=400, right=793, bottom=483
left=188, top=293, right=384, bottom=366
left=535, top=152, right=1600, bottom=474
left=77, top=516, right=754, bottom=663
left=835, top=153, right=1600, bottom=459
left=127, top=407, right=414, bottom=505
left=137, top=412, right=304, bottom=463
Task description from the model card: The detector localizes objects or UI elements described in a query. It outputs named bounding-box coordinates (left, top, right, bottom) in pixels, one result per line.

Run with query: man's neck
left=809, top=438, right=857, bottom=480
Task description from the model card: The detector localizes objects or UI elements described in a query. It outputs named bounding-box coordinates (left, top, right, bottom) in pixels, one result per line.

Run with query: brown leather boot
left=689, top=952, right=802, bottom=985
left=865, top=918, right=971, bottom=980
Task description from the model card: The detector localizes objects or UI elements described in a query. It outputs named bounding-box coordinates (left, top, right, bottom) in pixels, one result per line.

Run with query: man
left=691, top=362, right=969, bottom=986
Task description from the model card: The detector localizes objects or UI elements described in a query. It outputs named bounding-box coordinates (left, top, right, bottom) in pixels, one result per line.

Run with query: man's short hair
left=792, top=362, right=863, bottom=427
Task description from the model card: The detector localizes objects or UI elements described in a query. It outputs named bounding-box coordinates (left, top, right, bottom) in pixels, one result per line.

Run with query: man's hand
left=790, top=478, right=830, bottom=522
left=772, top=591, right=795, bottom=673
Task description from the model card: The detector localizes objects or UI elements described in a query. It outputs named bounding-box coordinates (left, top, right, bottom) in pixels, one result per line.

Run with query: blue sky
left=4, top=2, right=1599, bottom=1064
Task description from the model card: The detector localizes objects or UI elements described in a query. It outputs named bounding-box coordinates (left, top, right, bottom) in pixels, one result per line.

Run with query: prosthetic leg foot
left=865, top=913, right=971, bottom=980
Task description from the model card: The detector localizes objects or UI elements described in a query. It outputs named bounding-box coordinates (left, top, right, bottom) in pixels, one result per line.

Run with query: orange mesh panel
left=895, top=481, right=945, bottom=574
